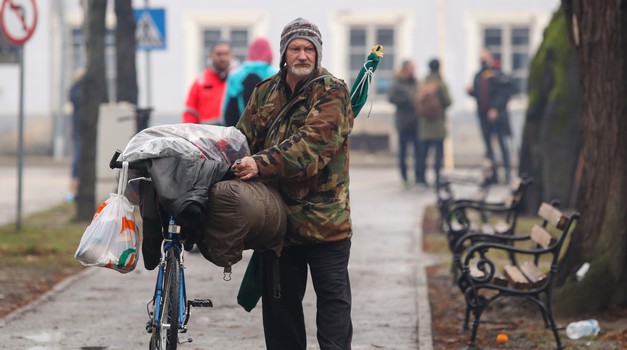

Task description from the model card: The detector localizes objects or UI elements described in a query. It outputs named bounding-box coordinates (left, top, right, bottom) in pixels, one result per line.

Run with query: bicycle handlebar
left=109, top=150, right=148, bottom=171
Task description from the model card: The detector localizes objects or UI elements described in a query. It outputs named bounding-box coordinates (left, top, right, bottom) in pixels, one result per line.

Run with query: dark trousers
left=479, top=117, right=511, bottom=181
left=398, top=129, right=423, bottom=182
left=261, top=240, right=352, bottom=350
left=420, top=140, right=444, bottom=185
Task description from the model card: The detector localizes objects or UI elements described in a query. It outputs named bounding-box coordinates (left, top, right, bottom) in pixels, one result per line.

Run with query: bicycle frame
left=148, top=216, right=190, bottom=348
left=152, top=241, right=187, bottom=326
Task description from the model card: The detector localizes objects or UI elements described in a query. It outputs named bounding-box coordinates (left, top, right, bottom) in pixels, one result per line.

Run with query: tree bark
left=519, top=9, right=581, bottom=215
left=554, top=0, right=627, bottom=315
left=76, top=0, right=108, bottom=221
left=115, top=0, right=138, bottom=104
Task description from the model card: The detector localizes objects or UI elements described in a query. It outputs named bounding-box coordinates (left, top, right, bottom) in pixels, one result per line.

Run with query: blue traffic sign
left=134, top=8, right=165, bottom=51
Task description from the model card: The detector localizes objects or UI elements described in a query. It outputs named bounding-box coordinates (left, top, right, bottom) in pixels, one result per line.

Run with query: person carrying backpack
left=415, top=58, right=452, bottom=186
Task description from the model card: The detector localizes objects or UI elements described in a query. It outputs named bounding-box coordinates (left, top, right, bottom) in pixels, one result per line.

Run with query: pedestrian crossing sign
left=134, top=8, right=166, bottom=51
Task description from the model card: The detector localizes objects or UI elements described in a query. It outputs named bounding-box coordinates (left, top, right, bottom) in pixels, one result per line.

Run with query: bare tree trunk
left=76, top=0, right=108, bottom=221
left=554, top=0, right=627, bottom=315
left=115, top=0, right=138, bottom=104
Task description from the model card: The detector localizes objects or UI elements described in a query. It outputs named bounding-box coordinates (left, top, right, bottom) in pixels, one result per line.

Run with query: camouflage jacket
left=236, top=68, right=354, bottom=245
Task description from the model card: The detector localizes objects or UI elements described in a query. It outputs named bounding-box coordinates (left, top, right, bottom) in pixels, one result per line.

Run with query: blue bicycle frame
left=151, top=216, right=188, bottom=333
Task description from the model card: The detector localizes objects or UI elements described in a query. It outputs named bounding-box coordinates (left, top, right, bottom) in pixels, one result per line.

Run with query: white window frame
left=481, top=25, right=530, bottom=97
left=464, top=10, right=551, bottom=111
left=182, top=11, right=270, bottom=85
left=200, top=27, right=250, bottom=70
left=331, top=10, right=414, bottom=116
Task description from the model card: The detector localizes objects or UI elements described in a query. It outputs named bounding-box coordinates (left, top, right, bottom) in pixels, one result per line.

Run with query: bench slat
left=469, top=266, right=509, bottom=287
left=509, top=176, right=522, bottom=190
left=493, top=220, right=510, bottom=233
left=504, top=265, right=530, bottom=289
left=469, top=266, right=485, bottom=278
left=520, top=261, right=547, bottom=288
left=480, top=223, right=495, bottom=235
left=493, top=270, right=508, bottom=287
left=531, top=224, right=556, bottom=248
left=538, top=203, right=567, bottom=229
left=503, top=194, right=514, bottom=208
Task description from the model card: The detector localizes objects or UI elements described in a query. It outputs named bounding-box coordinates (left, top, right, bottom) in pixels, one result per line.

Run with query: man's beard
left=290, top=64, right=314, bottom=77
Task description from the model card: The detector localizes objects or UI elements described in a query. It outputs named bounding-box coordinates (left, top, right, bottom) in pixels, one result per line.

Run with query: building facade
left=0, top=0, right=559, bottom=164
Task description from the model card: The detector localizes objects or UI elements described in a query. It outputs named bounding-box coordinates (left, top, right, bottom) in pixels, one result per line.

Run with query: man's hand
left=487, top=108, right=498, bottom=121
left=232, top=156, right=259, bottom=181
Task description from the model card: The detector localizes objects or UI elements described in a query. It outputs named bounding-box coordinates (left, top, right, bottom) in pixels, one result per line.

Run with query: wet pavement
left=0, top=158, right=442, bottom=350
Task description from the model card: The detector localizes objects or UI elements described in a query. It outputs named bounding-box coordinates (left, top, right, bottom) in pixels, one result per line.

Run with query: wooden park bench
left=436, top=160, right=496, bottom=232
left=441, top=175, right=533, bottom=281
left=455, top=201, right=580, bottom=350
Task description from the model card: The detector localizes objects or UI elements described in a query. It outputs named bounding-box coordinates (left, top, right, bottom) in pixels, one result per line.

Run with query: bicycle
left=109, top=150, right=214, bottom=350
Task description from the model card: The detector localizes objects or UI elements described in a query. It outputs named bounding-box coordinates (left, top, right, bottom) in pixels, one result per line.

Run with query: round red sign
left=0, top=0, right=38, bottom=46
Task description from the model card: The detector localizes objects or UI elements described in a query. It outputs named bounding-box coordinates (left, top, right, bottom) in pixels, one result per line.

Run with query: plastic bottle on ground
left=565, top=319, right=600, bottom=340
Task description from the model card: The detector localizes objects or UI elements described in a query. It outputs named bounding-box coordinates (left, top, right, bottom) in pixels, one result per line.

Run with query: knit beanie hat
left=279, top=17, right=323, bottom=69
left=246, top=37, right=273, bottom=64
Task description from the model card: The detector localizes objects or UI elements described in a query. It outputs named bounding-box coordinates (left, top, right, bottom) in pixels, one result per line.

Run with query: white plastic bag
left=75, top=162, right=140, bottom=273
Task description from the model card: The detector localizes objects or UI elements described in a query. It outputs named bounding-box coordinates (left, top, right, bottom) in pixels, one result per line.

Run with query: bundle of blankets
left=118, top=124, right=285, bottom=270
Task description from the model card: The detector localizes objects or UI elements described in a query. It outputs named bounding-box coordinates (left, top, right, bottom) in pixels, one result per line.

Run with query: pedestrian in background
left=416, top=58, right=451, bottom=186
left=466, top=48, right=514, bottom=183
left=66, top=67, right=85, bottom=203
left=233, top=17, right=354, bottom=350
left=182, top=41, right=233, bottom=124
left=222, top=37, right=275, bottom=127
left=388, top=59, right=424, bottom=186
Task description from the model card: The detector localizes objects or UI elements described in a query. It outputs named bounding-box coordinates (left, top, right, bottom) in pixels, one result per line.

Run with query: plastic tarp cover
left=118, top=124, right=250, bottom=205
left=120, top=123, right=250, bottom=163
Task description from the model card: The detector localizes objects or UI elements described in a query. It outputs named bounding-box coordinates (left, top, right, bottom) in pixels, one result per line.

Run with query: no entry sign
left=0, top=0, right=37, bottom=46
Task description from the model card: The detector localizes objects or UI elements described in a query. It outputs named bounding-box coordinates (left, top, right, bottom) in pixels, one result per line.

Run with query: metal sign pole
left=144, top=0, right=151, bottom=108
left=146, top=48, right=151, bottom=107
left=16, top=44, right=24, bottom=230
left=0, top=0, right=38, bottom=231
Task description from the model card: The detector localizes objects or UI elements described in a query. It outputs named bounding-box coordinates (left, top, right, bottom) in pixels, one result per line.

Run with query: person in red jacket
left=182, top=41, right=233, bottom=124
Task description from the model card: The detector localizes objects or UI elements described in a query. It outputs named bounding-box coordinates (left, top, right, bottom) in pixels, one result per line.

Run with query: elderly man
left=232, top=17, right=354, bottom=350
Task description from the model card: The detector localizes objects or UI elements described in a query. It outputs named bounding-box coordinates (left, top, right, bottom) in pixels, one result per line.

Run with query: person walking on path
left=222, top=37, right=276, bottom=127
left=182, top=41, right=233, bottom=124
left=388, top=59, right=424, bottom=186
left=466, top=48, right=514, bottom=183
left=416, top=58, right=452, bottom=186
left=232, top=17, right=354, bottom=350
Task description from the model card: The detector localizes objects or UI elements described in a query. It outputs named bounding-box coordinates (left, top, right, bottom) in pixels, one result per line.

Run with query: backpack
left=415, top=79, right=442, bottom=119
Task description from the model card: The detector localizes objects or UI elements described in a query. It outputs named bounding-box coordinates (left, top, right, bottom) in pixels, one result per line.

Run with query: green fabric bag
left=237, top=250, right=262, bottom=312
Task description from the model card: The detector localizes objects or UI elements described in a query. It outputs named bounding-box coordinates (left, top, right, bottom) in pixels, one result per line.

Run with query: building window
left=201, top=28, right=249, bottom=70
left=483, top=25, right=530, bottom=94
left=348, top=25, right=395, bottom=98
left=69, top=27, right=117, bottom=101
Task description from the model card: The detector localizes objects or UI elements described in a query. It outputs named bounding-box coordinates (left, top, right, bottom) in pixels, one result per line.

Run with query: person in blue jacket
left=222, top=37, right=275, bottom=126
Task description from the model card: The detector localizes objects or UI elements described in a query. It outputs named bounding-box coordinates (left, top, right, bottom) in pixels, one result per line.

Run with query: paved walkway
left=0, top=156, right=71, bottom=227
left=0, top=155, right=443, bottom=350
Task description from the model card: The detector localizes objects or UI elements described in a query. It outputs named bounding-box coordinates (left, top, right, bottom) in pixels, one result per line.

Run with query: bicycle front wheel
left=159, top=245, right=180, bottom=350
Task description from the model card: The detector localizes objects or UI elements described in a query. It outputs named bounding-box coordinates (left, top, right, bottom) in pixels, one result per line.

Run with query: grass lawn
left=0, top=203, right=87, bottom=317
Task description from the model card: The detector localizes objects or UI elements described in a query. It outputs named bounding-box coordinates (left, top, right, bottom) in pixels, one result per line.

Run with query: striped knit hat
left=279, top=17, right=322, bottom=68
